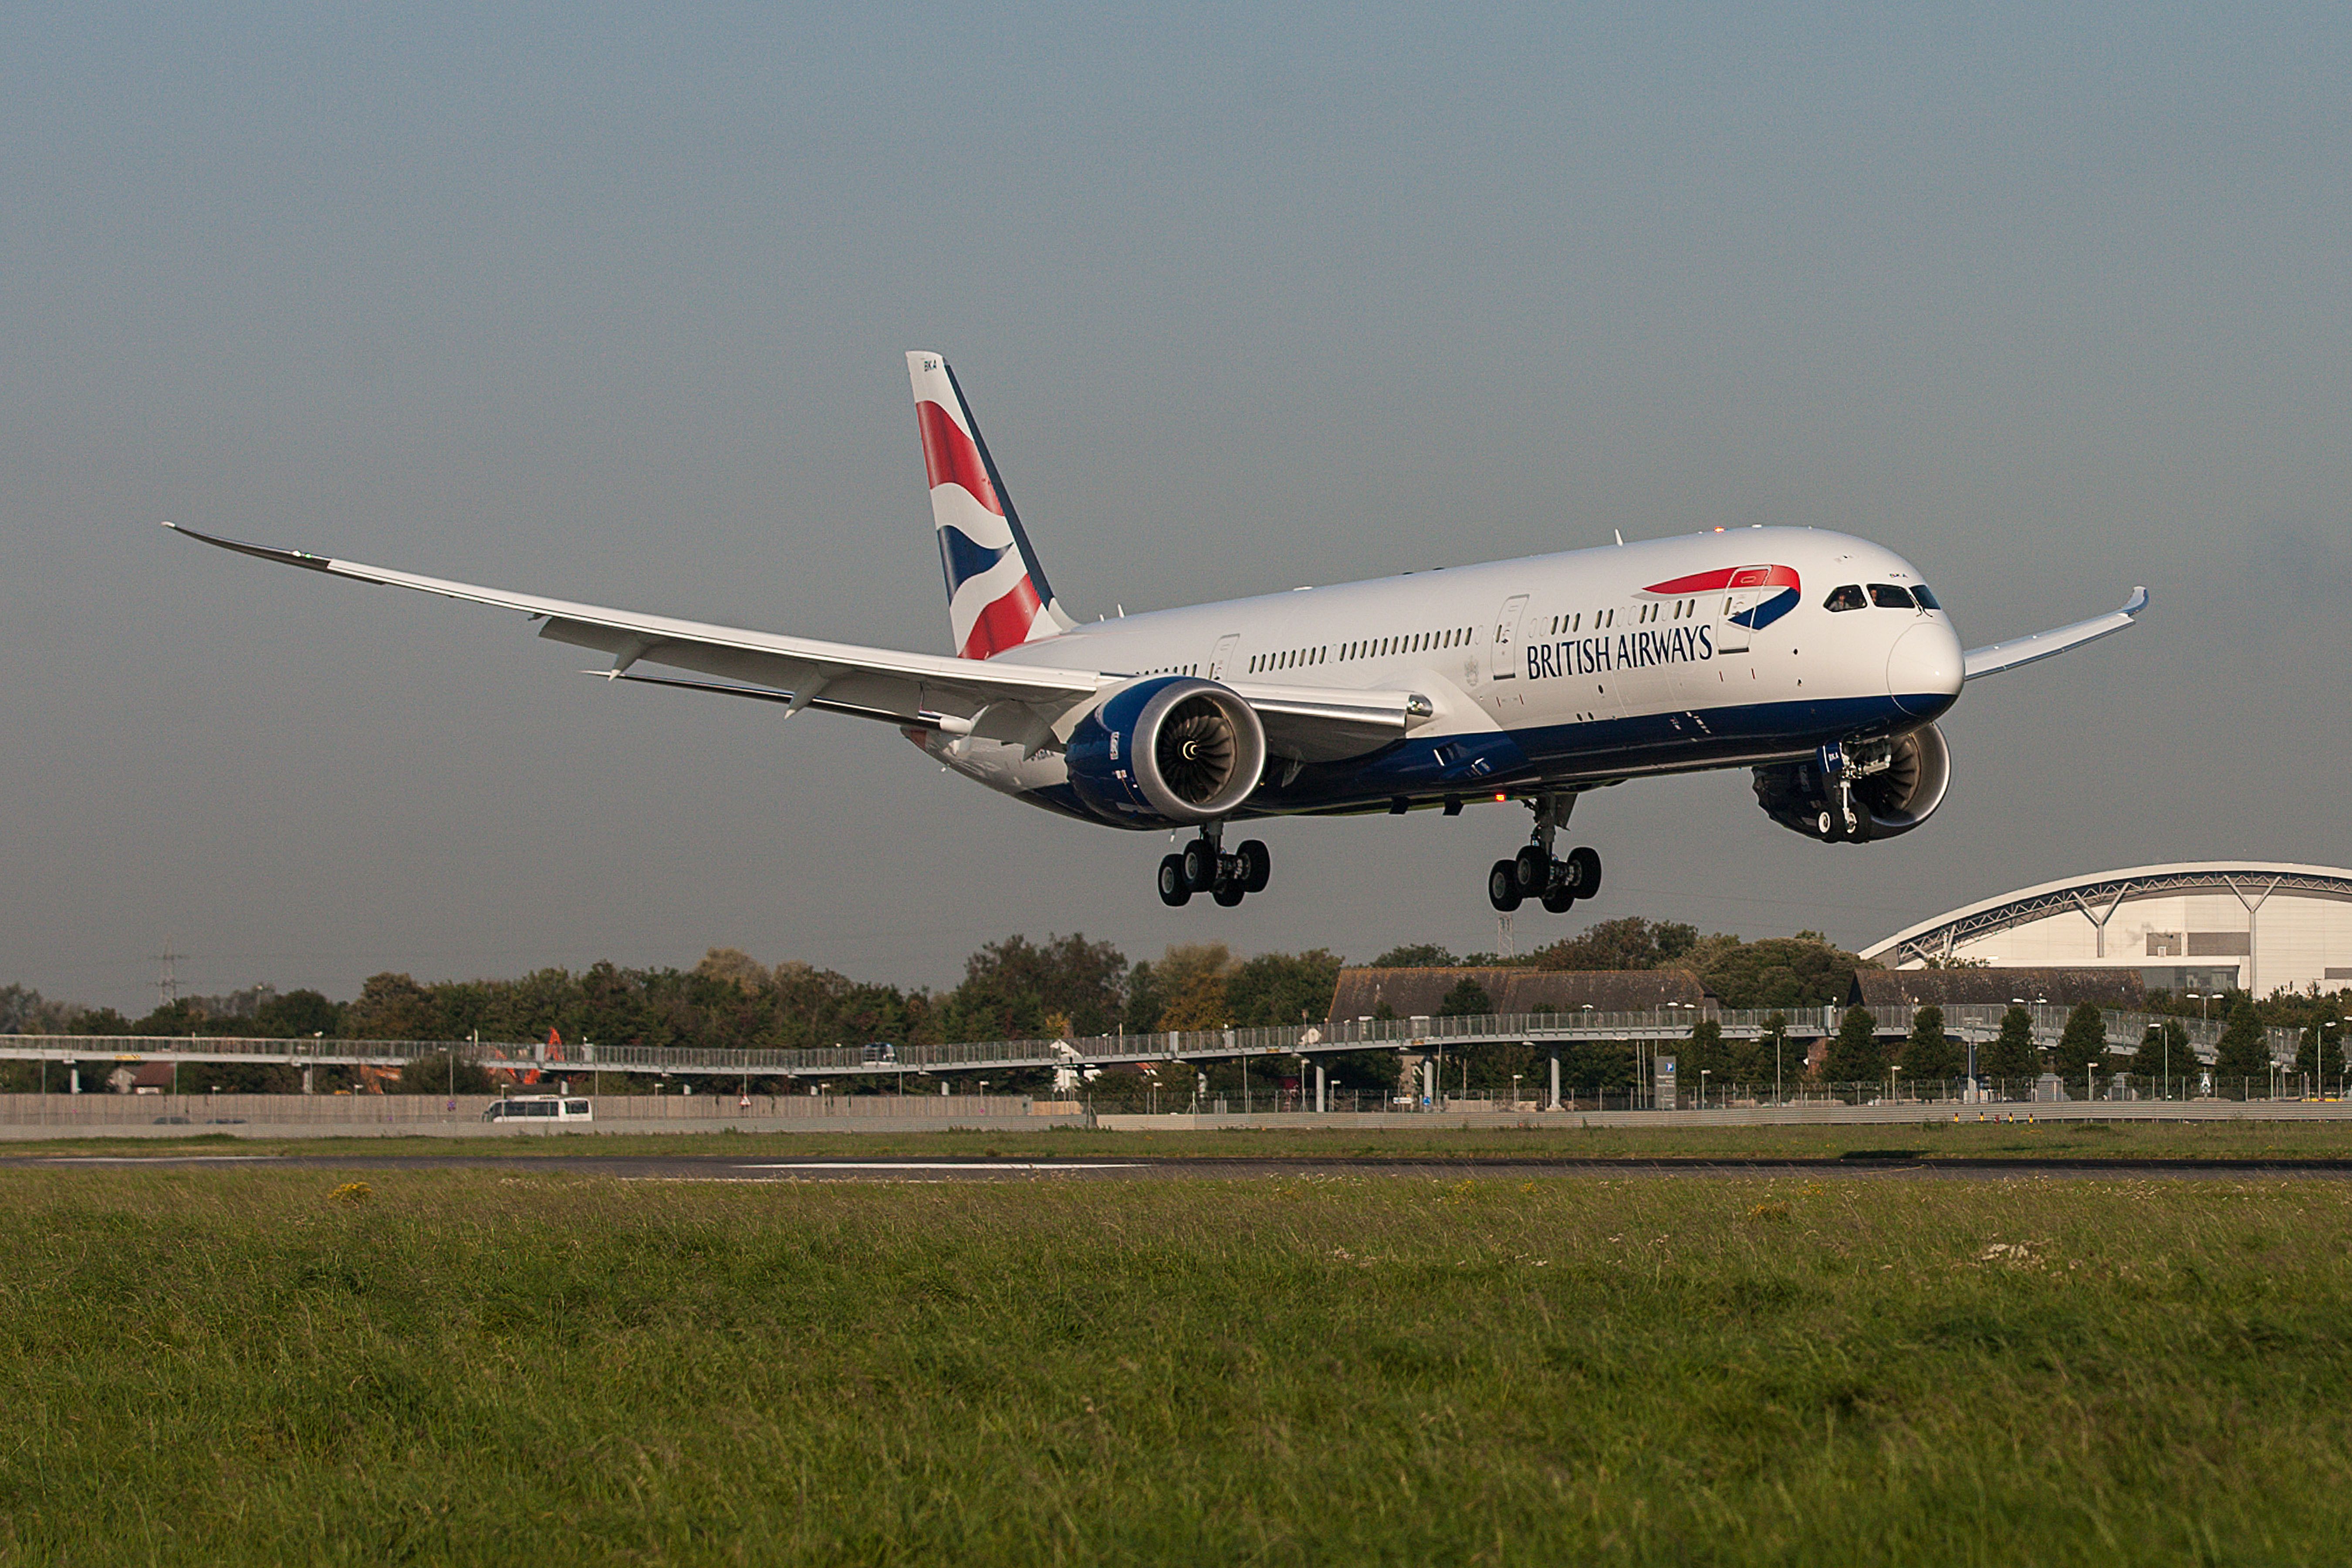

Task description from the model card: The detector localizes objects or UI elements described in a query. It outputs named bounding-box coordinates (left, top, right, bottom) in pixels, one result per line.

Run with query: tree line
left=4, top=919, right=2337, bottom=1101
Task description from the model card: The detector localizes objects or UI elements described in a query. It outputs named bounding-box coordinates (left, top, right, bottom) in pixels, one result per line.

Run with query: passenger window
left=1869, top=584, right=1916, bottom=609
left=1825, top=585, right=1866, bottom=612
left=1913, top=585, right=1941, bottom=611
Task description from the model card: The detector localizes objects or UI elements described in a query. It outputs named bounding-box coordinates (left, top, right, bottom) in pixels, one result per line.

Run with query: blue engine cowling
left=1064, top=676, right=1268, bottom=827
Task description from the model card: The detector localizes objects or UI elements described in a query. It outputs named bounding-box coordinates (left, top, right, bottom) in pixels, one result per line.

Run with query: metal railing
left=0, top=1004, right=2306, bottom=1081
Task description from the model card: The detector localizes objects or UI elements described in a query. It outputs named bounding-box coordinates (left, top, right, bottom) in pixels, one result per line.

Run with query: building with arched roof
left=1862, top=862, right=2352, bottom=999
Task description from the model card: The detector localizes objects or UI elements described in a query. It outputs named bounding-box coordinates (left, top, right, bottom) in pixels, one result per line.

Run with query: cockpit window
left=1912, top=585, right=1941, bottom=611
left=1825, top=584, right=1866, bottom=612
left=1869, top=584, right=1916, bottom=609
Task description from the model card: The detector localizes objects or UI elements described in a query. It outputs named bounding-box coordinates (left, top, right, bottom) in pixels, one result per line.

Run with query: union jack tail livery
left=908, top=352, right=1073, bottom=659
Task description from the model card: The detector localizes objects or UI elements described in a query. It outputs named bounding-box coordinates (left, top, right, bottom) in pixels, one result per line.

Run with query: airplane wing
left=1961, top=586, right=2148, bottom=681
left=162, top=522, right=1428, bottom=759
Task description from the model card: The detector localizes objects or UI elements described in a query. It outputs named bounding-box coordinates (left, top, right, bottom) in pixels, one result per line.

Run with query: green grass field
left=18, top=1116, right=2352, bottom=1162
left=5, top=1166, right=2351, bottom=1564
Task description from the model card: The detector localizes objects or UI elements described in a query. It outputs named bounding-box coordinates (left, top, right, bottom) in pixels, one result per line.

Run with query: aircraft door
left=1207, top=633, right=1240, bottom=681
left=1714, top=565, right=1774, bottom=653
left=1489, top=595, right=1529, bottom=681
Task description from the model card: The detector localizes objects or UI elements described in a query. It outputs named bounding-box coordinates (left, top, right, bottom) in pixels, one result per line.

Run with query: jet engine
left=1753, top=723, right=1951, bottom=843
left=1064, top=676, right=1268, bottom=827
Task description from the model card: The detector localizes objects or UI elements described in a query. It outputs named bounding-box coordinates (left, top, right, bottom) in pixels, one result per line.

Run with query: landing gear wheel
left=1487, top=860, right=1524, bottom=912
left=1565, top=845, right=1602, bottom=899
left=1541, top=883, right=1577, bottom=914
left=1157, top=854, right=1193, bottom=907
left=1213, top=882, right=1246, bottom=907
left=1182, top=839, right=1217, bottom=892
left=1815, top=810, right=1835, bottom=839
left=1237, top=839, right=1271, bottom=894
left=1514, top=845, right=1549, bottom=893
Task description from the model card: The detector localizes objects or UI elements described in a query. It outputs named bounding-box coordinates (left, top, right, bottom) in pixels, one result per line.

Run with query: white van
left=483, top=1095, right=593, bottom=1123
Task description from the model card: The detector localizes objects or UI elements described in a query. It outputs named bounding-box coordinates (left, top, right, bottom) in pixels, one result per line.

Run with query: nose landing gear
left=1158, top=823, right=1271, bottom=908
left=1487, top=791, right=1604, bottom=914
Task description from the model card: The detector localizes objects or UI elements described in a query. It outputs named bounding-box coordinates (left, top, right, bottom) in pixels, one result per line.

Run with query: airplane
left=165, top=351, right=2146, bottom=914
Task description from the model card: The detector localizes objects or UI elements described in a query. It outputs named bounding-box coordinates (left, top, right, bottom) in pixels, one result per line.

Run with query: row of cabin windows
left=1544, top=598, right=1702, bottom=635
left=1247, top=626, right=1474, bottom=675
left=1138, top=663, right=1200, bottom=676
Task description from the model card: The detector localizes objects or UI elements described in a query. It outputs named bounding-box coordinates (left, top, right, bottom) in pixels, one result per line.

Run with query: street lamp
left=1699, top=1068, right=1709, bottom=1110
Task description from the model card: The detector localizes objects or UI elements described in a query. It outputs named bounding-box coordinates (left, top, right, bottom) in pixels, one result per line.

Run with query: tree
left=695, top=948, right=769, bottom=994
left=1226, top=950, right=1345, bottom=1027
left=1822, top=1006, right=1882, bottom=1086
left=396, top=1052, right=496, bottom=1096
left=943, top=934, right=1129, bottom=1041
left=1369, top=943, right=1456, bottom=969
left=1438, top=977, right=1493, bottom=1017
left=1689, top=935, right=1871, bottom=1010
left=2212, top=1000, right=2271, bottom=1099
left=1530, top=917, right=1699, bottom=971
left=1682, top=1018, right=1754, bottom=1088
left=2295, top=1019, right=2345, bottom=1090
left=1154, top=943, right=1234, bottom=1031
left=342, top=973, right=442, bottom=1041
left=2136, top=1020, right=2188, bottom=1095
left=2051, top=1003, right=2108, bottom=1085
left=1900, top=1005, right=1961, bottom=1083
left=253, top=989, right=340, bottom=1039
left=1977, top=1005, right=2038, bottom=1089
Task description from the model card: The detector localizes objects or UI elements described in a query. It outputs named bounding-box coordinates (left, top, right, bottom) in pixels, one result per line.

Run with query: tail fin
left=907, top=351, right=1074, bottom=659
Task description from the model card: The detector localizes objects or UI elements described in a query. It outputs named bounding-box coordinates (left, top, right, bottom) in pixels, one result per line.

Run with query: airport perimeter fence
left=0, top=1093, right=1051, bottom=1129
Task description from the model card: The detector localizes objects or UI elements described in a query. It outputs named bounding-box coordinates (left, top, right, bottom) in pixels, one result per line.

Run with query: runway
left=14, top=1152, right=2352, bottom=1181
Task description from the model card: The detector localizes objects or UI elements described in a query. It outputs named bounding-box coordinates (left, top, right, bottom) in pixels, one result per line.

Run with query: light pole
left=1774, top=1019, right=1784, bottom=1106
left=1699, top=1068, right=1709, bottom=1110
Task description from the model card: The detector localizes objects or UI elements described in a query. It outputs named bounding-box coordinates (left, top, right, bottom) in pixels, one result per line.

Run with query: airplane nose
left=1888, top=620, right=1964, bottom=718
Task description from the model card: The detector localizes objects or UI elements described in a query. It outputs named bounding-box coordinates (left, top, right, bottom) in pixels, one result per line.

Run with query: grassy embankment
left=17, top=1117, right=2352, bottom=1162
left=5, top=1167, right=2352, bottom=1563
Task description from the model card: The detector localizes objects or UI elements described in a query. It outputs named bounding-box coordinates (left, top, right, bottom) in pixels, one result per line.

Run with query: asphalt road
left=14, top=1152, right=2352, bottom=1181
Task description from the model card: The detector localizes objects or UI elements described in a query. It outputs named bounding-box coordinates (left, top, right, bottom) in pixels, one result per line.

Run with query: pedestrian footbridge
left=0, top=1003, right=2292, bottom=1084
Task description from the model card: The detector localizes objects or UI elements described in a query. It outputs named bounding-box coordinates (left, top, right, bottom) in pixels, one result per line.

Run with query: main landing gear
left=1487, top=791, right=1603, bottom=914
left=1158, top=822, right=1271, bottom=908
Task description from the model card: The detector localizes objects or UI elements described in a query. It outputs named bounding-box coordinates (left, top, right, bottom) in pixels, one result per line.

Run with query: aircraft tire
left=1182, top=839, right=1216, bottom=892
left=1541, top=883, right=1577, bottom=914
left=1158, top=855, right=1193, bottom=907
left=1567, top=845, right=1602, bottom=899
left=1487, top=860, right=1524, bottom=912
left=1213, top=882, right=1246, bottom=907
left=1514, top=845, right=1549, bottom=892
left=1237, top=839, right=1272, bottom=893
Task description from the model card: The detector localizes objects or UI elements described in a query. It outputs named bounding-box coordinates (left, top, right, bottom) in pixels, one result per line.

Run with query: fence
left=0, top=1093, right=1051, bottom=1128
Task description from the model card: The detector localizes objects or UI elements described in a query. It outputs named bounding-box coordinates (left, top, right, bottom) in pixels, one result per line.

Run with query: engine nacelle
left=1064, top=676, right=1268, bottom=827
left=1753, top=723, right=1951, bottom=843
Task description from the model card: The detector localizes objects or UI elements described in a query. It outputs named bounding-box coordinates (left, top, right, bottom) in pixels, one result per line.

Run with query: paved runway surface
left=14, top=1152, right=2352, bottom=1181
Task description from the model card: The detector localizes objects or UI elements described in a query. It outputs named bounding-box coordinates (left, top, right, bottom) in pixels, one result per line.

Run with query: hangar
left=1862, top=862, right=2352, bottom=999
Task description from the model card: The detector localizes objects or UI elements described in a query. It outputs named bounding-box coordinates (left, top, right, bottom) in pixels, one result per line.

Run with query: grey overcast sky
left=4, top=4, right=2347, bottom=1013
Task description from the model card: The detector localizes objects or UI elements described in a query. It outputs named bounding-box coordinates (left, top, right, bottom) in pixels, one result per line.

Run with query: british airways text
left=1527, top=625, right=1713, bottom=680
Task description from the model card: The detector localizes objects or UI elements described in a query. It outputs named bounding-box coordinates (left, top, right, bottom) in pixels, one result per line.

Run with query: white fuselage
left=921, top=525, right=1966, bottom=823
